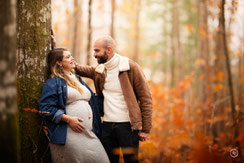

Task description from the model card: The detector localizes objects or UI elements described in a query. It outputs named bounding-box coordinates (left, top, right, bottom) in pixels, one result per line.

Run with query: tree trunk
left=220, top=0, right=240, bottom=152
left=86, top=0, right=93, bottom=65
left=17, top=0, right=52, bottom=162
left=110, top=0, right=115, bottom=38
left=197, top=0, right=209, bottom=102
left=170, top=32, right=176, bottom=87
left=0, top=0, right=19, bottom=162
left=172, top=0, right=183, bottom=82
left=72, top=0, right=83, bottom=62
left=211, top=0, right=226, bottom=144
left=238, top=20, right=244, bottom=116
left=220, top=0, right=235, bottom=125
left=133, top=0, right=141, bottom=63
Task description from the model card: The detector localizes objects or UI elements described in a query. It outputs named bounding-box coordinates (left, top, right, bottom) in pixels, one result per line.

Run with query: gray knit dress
left=49, top=76, right=109, bottom=163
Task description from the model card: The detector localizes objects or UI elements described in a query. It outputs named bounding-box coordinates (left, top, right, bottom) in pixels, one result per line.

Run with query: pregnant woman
left=39, top=48, right=109, bottom=163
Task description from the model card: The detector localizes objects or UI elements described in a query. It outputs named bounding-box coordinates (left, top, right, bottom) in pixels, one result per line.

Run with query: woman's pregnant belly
left=66, top=100, right=93, bottom=130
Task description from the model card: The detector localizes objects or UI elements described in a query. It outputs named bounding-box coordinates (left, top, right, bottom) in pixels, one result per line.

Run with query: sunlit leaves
left=184, top=24, right=194, bottom=34
left=199, top=27, right=207, bottom=39
left=195, top=58, right=206, bottom=66
left=166, top=131, right=189, bottom=149
left=139, top=141, right=158, bottom=160
left=207, top=115, right=227, bottom=124
left=214, top=83, right=224, bottom=92
left=179, top=75, right=193, bottom=91
left=65, top=9, right=70, bottom=15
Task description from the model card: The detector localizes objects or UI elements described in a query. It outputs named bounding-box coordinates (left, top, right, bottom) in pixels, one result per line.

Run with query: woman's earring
left=58, top=65, right=63, bottom=69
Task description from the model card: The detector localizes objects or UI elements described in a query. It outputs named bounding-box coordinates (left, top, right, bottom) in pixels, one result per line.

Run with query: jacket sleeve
left=39, top=82, right=64, bottom=124
left=75, top=64, right=96, bottom=79
left=132, top=63, right=153, bottom=133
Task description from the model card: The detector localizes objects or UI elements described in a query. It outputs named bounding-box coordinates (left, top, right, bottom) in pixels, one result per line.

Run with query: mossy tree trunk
left=17, top=0, right=52, bottom=162
left=0, top=0, right=18, bottom=162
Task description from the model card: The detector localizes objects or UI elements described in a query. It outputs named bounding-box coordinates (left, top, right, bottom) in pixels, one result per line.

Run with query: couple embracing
left=39, top=35, right=153, bottom=163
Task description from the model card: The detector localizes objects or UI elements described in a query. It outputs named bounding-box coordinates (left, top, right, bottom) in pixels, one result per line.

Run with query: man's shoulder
left=128, top=60, right=141, bottom=70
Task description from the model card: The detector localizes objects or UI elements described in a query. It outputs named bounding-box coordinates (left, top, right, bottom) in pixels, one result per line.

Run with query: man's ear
left=56, top=61, right=62, bottom=66
left=107, top=46, right=112, bottom=53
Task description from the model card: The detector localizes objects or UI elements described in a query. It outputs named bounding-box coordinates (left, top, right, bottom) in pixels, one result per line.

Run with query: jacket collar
left=95, top=53, right=130, bottom=74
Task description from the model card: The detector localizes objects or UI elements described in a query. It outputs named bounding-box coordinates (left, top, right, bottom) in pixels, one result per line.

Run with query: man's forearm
left=75, top=64, right=96, bottom=79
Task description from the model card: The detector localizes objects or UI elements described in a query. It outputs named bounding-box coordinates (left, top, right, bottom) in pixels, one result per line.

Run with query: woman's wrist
left=65, top=116, right=69, bottom=124
left=62, top=114, right=71, bottom=124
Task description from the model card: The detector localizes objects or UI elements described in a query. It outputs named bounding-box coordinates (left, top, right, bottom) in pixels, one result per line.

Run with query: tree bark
left=86, top=0, right=93, bottom=65
left=17, top=0, right=52, bottom=162
left=0, top=0, right=18, bottom=162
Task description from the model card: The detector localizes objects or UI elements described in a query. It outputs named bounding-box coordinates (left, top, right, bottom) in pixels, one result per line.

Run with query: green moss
left=17, top=75, right=51, bottom=162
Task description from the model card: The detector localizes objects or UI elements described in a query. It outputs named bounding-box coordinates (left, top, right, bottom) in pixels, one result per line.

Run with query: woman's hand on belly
left=68, top=116, right=85, bottom=132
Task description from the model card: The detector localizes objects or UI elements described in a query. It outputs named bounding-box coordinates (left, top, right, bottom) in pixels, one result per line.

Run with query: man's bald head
left=94, top=35, right=116, bottom=50
left=93, top=35, right=116, bottom=63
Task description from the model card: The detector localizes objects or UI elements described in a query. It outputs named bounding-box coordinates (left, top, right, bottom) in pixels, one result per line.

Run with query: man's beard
left=96, top=51, right=108, bottom=64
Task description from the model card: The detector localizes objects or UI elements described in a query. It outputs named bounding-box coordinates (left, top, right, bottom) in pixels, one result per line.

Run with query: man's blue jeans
left=101, top=122, right=139, bottom=163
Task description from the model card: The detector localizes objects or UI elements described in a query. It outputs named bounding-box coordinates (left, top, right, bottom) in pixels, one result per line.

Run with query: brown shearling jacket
left=75, top=55, right=152, bottom=133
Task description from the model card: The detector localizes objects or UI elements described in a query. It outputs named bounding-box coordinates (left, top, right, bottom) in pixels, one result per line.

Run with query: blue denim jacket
left=39, top=75, right=103, bottom=144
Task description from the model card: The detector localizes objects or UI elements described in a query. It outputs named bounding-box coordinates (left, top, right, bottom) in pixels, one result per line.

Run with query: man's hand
left=51, top=28, right=57, bottom=49
left=138, top=132, right=149, bottom=142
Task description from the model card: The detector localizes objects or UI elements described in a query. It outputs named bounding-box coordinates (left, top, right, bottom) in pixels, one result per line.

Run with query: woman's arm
left=39, top=82, right=63, bottom=123
left=39, top=80, right=85, bottom=132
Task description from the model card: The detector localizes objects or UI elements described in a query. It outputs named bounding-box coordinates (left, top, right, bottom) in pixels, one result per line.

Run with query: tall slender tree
left=17, top=0, right=52, bottom=162
left=87, top=0, right=93, bottom=65
left=72, top=0, right=83, bottom=62
left=171, top=0, right=182, bottom=86
left=220, top=0, right=240, bottom=153
left=211, top=0, right=224, bottom=145
left=0, top=0, right=18, bottom=162
left=133, top=0, right=141, bottom=62
left=110, top=0, right=115, bottom=38
left=197, top=0, right=210, bottom=104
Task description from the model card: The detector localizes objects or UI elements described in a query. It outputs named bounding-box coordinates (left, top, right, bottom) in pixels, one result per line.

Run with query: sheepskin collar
left=95, top=53, right=130, bottom=74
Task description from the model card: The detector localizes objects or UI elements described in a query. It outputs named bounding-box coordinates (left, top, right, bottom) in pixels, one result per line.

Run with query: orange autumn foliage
left=139, top=78, right=243, bottom=162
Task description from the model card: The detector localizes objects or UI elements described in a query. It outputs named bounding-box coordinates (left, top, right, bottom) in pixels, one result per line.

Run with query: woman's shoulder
left=43, top=76, right=64, bottom=88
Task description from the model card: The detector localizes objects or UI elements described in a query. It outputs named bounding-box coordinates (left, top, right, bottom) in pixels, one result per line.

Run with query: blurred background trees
left=0, top=0, right=18, bottom=162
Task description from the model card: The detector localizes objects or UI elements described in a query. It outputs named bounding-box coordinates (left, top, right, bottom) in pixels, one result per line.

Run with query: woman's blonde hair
left=47, top=48, right=83, bottom=94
